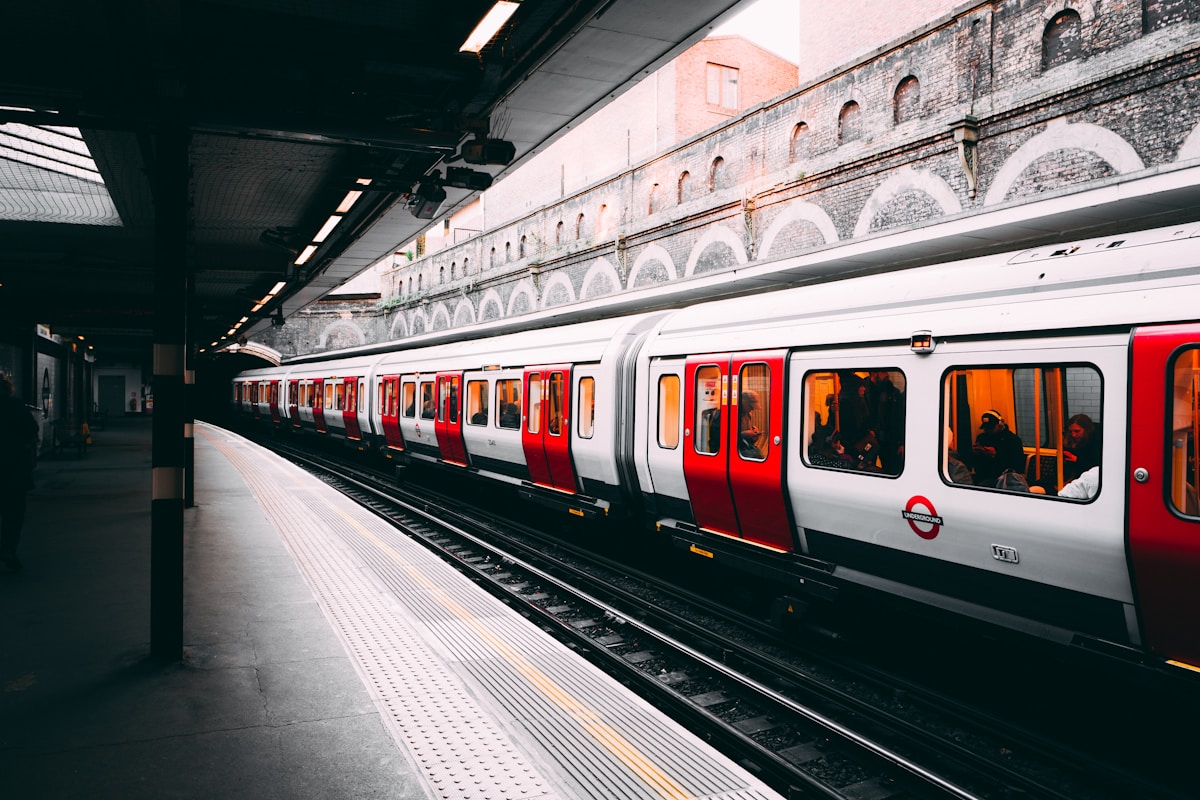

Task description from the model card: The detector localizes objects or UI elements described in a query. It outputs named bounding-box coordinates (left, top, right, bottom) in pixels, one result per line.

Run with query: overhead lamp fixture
left=460, top=135, right=516, bottom=166
left=313, top=214, right=343, bottom=243
left=269, top=281, right=287, bottom=295
left=444, top=166, right=494, bottom=191
left=238, top=316, right=249, bottom=324
left=251, top=303, right=264, bottom=312
left=336, top=191, right=362, bottom=213
left=409, top=178, right=446, bottom=220
left=460, top=1, right=519, bottom=53
left=295, top=245, right=318, bottom=265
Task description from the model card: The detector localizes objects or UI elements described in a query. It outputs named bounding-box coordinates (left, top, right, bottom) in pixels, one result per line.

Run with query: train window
left=400, top=381, right=414, bottom=417
left=694, top=365, right=722, bottom=455
left=801, top=369, right=906, bottom=476
left=496, top=379, right=521, bottom=428
left=466, top=380, right=489, bottom=425
left=577, top=377, right=595, bottom=439
left=438, top=377, right=459, bottom=423
left=528, top=374, right=542, bottom=434
left=941, top=364, right=1101, bottom=498
left=324, top=382, right=333, bottom=409
left=658, top=375, right=680, bottom=449
left=419, top=382, right=435, bottom=419
left=345, top=380, right=357, bottom=414
left=547, top=372, right=564, bottom=436
left=737, top=364, right=769, bottom=461
left=1169, top=350, right=1200, bottom=516
left=333, top=382, right=344, bottom=411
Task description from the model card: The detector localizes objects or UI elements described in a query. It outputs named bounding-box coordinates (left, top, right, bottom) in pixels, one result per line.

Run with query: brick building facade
left=257, top=0, right=1200, bottom=357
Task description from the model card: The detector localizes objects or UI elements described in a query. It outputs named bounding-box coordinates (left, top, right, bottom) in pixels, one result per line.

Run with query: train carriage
left=233, top=222, right=1200, bottom=672
left=635, top=223, right=1200, bottom=668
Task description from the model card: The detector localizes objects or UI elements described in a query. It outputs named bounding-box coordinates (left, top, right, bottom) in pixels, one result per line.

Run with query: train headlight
left=910, top=330, right=935, bottom=354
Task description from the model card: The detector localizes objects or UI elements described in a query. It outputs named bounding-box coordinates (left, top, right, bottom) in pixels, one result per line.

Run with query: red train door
left=1129, top=324, right=1200, bottom=667
left=289, top=379, right=300, bottom=427
left=521, top=366, right=577, bottom=492
left=728, top=352, right=791, bottom=551
left=313, top=379, right=327, bottom=433
left=683, top=356, right=737, bottom=535
left=344, top=378, right=362, bottom=440
left=380, top=376, right=403, bottom=450
left=269, top=380, right=281, bottom=423
left=435, top=373, right=468, bottom=465
left=682, top=352, right=792, bottom=550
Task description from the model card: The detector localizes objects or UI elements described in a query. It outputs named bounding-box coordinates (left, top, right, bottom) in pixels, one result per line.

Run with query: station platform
left=0, top=417, right=783, bottom=800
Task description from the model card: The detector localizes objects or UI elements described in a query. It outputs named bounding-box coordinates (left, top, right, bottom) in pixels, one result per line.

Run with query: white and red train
left=234, top=223, right=1200, bottom=674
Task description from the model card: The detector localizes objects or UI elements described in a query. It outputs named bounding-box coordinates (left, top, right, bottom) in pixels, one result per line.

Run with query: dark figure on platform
left=0, top=372, right=38, bottom=572
left=1063, top=413, right=1101, bottom=482
left=970, top=410, right=1025, bottom=487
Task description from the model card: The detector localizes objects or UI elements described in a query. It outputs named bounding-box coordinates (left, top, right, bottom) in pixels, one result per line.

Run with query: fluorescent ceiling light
left=294, top=245, right=318, bottom=265
left=251, top=303, right=264, bottom=312
left=269, top=281, right=287, bottom=295
left=313, top=214, right=342, bottom=243
left=336, top=190, right=362, bottom=213
left=460, top=2, right=519, bottom=53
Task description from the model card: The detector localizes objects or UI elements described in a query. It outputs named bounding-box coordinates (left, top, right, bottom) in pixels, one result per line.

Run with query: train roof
left=643, top=222, right=1200, bottom=356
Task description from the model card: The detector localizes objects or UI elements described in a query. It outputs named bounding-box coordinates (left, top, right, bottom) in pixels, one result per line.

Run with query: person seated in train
left=1063, top=413, right=1101, bottom=482
left=471, top=398, right=489, bottom=425
left=808, top=427, right=855, bottom=469
left=498, top=403, right=520, bottom=428
left=404, top=398, right=415, bottom=416
left=945, top=426, right=973, bottom=485
left=970, top=410, right=1026, bottom=487
left=738, top=390, right=764, bottom=459
left=421, top=395, right=436, bottom=419
left=1058, top=465, right=1099, bottom=500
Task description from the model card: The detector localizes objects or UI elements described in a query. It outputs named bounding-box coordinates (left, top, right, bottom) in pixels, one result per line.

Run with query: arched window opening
left=1042, top=9, right=1083, bottom=71
left=677, top=171, right=691, bottom=204
left=489, top=247, right=496, bottom=268
left=893, top=77, right=920, bottom=124
left=576, top=212, right=585, bottom=240
left=450, top=262, right=456, bottom=281
left=518, top=236, right=526, bottom=258
left=789, top=122, right=808, bottom=163
left=597, top=204, right=607, bottom=235
left=439, top=266, right=445, bottom=284
left=648, top=183, right=659, bottom=215
left=555, top=220, right=564, bottom=245
left=838, top=102, right=861, bottom=144
left=709, top=157, right=726, bottom=191
left=463, top=257, right=469, bottom=275
left=418, top=273, right=423, bottom=292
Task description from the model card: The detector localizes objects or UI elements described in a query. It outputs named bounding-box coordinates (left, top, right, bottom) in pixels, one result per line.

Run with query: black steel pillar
left=184, top=364, right=195, bottom=508
left=150, top=120, right=189, bottom=661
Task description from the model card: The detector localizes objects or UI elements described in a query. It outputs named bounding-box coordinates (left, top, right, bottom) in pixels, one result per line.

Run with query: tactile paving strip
left=200, top=425, right=782, bottom=800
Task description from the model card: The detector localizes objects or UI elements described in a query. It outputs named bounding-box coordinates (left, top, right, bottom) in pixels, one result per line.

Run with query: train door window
left=419, top=381, right=435, bottom=419
left=400, top=381, right=414, bottom=417
left=577, top=377, right=595, bottom=439
left=941, top=364, right=1102, bottom=498
left=737, top=363, right=770, bottom=461
left=466, top=380, right=489, bottom=425
left=658, top=375, right=680, bottom=448
left=496, top=379, right=521, bottom=428
left=1169, top=349, right=1200, bottom=516
left=323, top=382, right=333, bottom=409
left=345, top=380, right=357, bottom=414
left=528, top=373, right=542, bottom=434
left=694, top=365, right=722, bottom=455
left=547, top=372, right=564, bottom=436
left=299, top=382, right=309, bottom=407
left=333, top=382, right=344, bottom=411
left=801, top=369, right=906, bottom=476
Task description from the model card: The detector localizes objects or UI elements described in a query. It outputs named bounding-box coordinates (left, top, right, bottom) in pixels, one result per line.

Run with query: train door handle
left=1133, top=467, right=1150, bottom=483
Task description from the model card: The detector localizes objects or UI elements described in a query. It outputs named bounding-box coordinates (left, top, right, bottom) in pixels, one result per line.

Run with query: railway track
left=264, top=437, right=1189, bottom=800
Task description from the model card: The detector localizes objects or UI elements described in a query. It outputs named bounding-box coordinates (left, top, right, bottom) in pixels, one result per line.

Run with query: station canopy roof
left=0, top=0, right=744, bottom=359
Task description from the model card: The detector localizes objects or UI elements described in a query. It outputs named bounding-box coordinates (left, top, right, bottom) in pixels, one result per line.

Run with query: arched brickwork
left=985, top=121, right=1144, bottom=206
left=478, top=289, right=505, bottom=322
left=452, top=300, right=476, bottom=328
left=540, top=272, right=577, bottom=308
left=854, top=166, right=961, bottom=237
left=319, top=322, right=366, bottom=350
left=507, top=281, right=536, bottom=317
left=685, top=226, right=748, bottom=277
left=580, top=259, right=622, bottom=300
left=628, top=244, right=677, bottom=289
left=760, top=202, right=838, bottom=258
